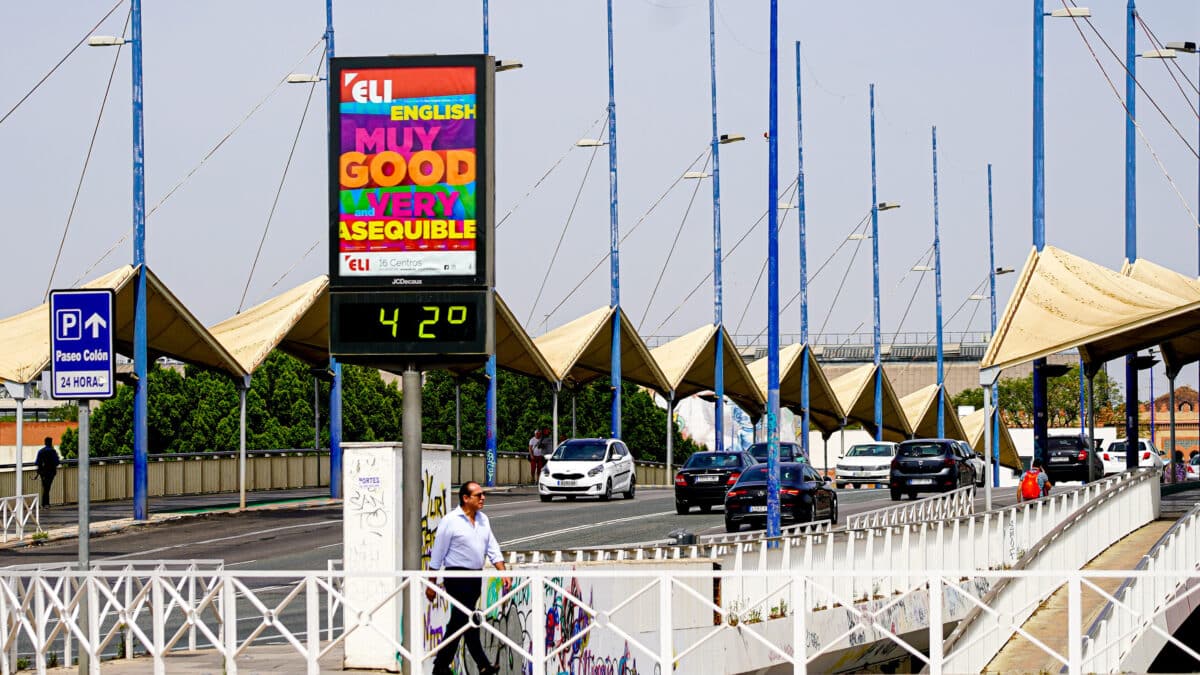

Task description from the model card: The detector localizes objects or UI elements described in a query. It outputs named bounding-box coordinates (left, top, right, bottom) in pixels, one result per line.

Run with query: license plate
left=1049, top=457, right=1070, bottom=463
left=841, top=471, right=858, bottom=476
left=695, top=475, right=720, bottom=483
left=557, top=480, right=576, bottom=487
left=910, top=478, right=933, bottom=485
left=749, top=505, right=768, bottom=513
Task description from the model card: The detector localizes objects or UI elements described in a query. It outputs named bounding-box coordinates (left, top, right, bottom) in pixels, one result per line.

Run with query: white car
left=834, top=442, right=898, bottom=489
left=1099, top=440, right=1164, bottom=475
left=539, top=438, right=636, bottom=502
left=956, top=440, right=988, bottom=488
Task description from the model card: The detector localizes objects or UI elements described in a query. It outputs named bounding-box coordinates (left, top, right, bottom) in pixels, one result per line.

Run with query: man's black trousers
left=432, top=573, right=490, bottom=673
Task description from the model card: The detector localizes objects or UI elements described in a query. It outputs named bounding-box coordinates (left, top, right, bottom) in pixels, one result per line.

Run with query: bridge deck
left=984, top=519, right=1173, bottom=674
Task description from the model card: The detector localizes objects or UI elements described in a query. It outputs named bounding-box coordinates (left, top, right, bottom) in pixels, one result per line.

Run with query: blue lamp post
left=765, top=0, right=781, bottom=539
left=932, top=127, right=945, bottom=438
left=129, top=0, right=148, bottom=520
left=986, top=164, right=1011, bottom=486
left=482, top=0, right=499, bottom=487
left=325, top=0, right=343, bottom=500
left=869, top=84, right=883, bottom=442
left=1030, top=0, right=1093, bottom=463
left=606, top=0, right=622, bottom=439
left=1123, top=0, right=1140, bottom=470
left=796, top=41, right=811, bottom=459
left=709, top=0, right=724, bottom=453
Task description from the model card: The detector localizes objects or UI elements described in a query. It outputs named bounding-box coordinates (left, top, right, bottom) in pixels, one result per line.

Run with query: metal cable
left=526, top=119, right=608, bottom=326
left=1061, top=2, right=1200, bottom=229
left=43, top=8, right=130, bottom=301
left=887, top=249, right=935, bottom=346
left=71, top=38, right=326, bottom=285
left=638, top=153, right=711, bottom=330
left=497, top=113, right=606, bottom=231
left=813, top=234, right=867, bottom=340
left=1135, top=15, right=1200, bottom=116
left=732, top=182, right=800, bottom=334
left=536, top=148, right=711, bottom=331
left=237, top=54, right=323, bottom=313
left=0, top=0, right=125, bottom=128
left=649, top=175, right=801, bottom=335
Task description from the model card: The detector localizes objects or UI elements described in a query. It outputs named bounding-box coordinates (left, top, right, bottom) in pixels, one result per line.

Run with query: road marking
left=226, top=559, right=258, bottom=567
left=500, top=510, right=676, bottom=546
left=105, top=520, right=339, bottom=560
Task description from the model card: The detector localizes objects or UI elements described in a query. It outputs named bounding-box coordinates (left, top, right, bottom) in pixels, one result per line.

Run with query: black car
left=746, top=441, right=806, bottom=464
left=723, top=462, right=837, bottom=532
left=674, top=451, right=756, bottom=514
left=1043, top=435, right=1102, bottom=484
left=888, top=439, right=976, bottom=501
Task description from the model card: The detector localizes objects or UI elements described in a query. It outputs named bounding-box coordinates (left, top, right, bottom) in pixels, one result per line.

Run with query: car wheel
left=836, top=481, right=847, bottom=490
left=908, top=491, right=918, bottom=500
left=724, top=517, right=739, bottom=533
left=675, top=501, right=689, bottom=515
left=699, top=504, right=712, bottom=514
left=540, top=494, right=552, bottom=503
left=624, top=475, right=636, bottom=499
left=890, top=489, right=901, bottom=501
left=599, top=479, right=612, bottom=502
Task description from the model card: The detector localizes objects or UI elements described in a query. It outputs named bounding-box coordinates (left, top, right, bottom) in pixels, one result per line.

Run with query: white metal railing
left=1081, top=499, right=1200, bottom=673
left=843, top=485, right=974, bottom=530
left=938, top=467, right=1161, bottom=674
left=0, top=567, right=1196, bottom=675
left=0, top=495, right=40, bottom=542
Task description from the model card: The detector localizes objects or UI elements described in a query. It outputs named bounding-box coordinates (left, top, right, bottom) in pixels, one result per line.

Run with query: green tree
left=951, top=365, right=1121, bottom=428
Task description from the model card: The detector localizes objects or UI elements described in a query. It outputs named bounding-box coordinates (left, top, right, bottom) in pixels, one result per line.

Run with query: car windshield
left=737, top=465, right=802, bottom=483
left=684, top=453, right=741, bottom=469
left=1047, top=437, right=1082, bottom=451
left=747, top=443, right=800, bottom=462
left=846, top=444, right=893, bottom=458
left=898, top=442, right=946, bottom=458
left=551, top=440, right=607, bottom=462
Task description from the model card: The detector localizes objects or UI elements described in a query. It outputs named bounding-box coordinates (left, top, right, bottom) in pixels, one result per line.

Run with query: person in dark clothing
left=35, top=437, right=60, bottom=507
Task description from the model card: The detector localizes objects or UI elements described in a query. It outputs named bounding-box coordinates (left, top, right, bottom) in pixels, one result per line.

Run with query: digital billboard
left=329, top=55, right=494, bottom=288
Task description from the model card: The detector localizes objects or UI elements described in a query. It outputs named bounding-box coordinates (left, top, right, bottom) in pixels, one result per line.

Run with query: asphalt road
left=1, top=484, right=1023, bottom=571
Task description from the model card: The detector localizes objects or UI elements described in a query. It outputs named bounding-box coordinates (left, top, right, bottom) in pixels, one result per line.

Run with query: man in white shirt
left=528, top=430, right=542, bottom=484
left=427, top=481, right=506, bottom=675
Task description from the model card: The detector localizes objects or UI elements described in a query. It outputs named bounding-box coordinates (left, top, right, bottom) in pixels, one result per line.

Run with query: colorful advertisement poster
left=331, top=56, right=492, bottom=287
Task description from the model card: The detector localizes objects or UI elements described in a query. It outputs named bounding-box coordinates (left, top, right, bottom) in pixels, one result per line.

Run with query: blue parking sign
left=49, top=289, right=115, bottom=400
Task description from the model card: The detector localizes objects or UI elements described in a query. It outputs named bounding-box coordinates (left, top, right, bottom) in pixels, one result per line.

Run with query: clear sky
left=2, top=1, right=1198, bottom=399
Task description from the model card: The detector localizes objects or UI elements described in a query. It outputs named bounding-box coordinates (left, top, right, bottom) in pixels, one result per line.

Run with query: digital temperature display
left=330, top=290, right=493, bottom=363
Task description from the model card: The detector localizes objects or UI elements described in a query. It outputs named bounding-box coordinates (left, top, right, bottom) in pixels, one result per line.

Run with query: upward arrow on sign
left=84, top=312, right=108, bottom=339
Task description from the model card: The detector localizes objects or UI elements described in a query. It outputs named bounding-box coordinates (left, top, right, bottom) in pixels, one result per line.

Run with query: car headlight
left=587, top=464, right=604, bottom=477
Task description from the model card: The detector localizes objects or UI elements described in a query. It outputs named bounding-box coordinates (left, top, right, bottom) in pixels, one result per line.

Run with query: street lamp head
left=1166, top=41, right=1198, bottom=53
left=495, top=59, right=524, bottom=72
left=1139, top=49, right=1177, bottom=59
left=576, top=138, right=607, bottom=147
left=87, top=35, right=126, bottom=47
left=1048, top=7, right=1090, bottom=18
left=286, top=74, right=323, bottom=84
left=847, top=233, right=870, bottom=241
left=968, top=294, right=986, bottom=301
left=995, top=267, right=1015, bottom=275
left=1132, top=354, right=1159, bottom=370
left=718, top=133, right=745, bottom=144
left=778, top=202, right=797, bottom=210
left=877, top=202, right=901, bottom=211
left=911, top=265, right=933, bottom=272
left=683, top=171, right=711, bottom=179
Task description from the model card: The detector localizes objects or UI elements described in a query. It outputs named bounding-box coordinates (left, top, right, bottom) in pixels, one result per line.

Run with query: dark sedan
left=674, top=451, right=756, bottom=514
left=746, top=441, right=806, bottom=464
left=1043, top=435, right=1102, bottom=484
left=723, top=462, right=837, bottom=532
left=888, top=439, right=975, bottom=501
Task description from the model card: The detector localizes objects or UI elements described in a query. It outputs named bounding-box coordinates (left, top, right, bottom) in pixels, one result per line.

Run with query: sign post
left=50, top=288, right=115, bottom=675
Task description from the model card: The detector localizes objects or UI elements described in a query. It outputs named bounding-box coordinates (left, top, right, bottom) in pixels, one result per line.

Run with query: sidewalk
left=5, top=488, right=336, bottom=550
left=44, top=643, right=347, bottom=674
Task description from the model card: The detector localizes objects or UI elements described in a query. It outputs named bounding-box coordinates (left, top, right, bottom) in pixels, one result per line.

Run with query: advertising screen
left=330, top=55, right=494, bottom=288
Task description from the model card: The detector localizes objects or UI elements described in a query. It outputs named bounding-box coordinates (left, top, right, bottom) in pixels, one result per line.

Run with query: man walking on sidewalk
left=35, top=437, right=59, bottom=507
left=427, top=481, right=505, bottom=675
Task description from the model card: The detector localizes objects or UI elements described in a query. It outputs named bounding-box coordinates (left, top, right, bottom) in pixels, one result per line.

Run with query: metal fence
left=0, top=566, right=1197, bottom=674
left=843, top=486, right=974, bottom=531
left=0, top=495, right=39, bottom=542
